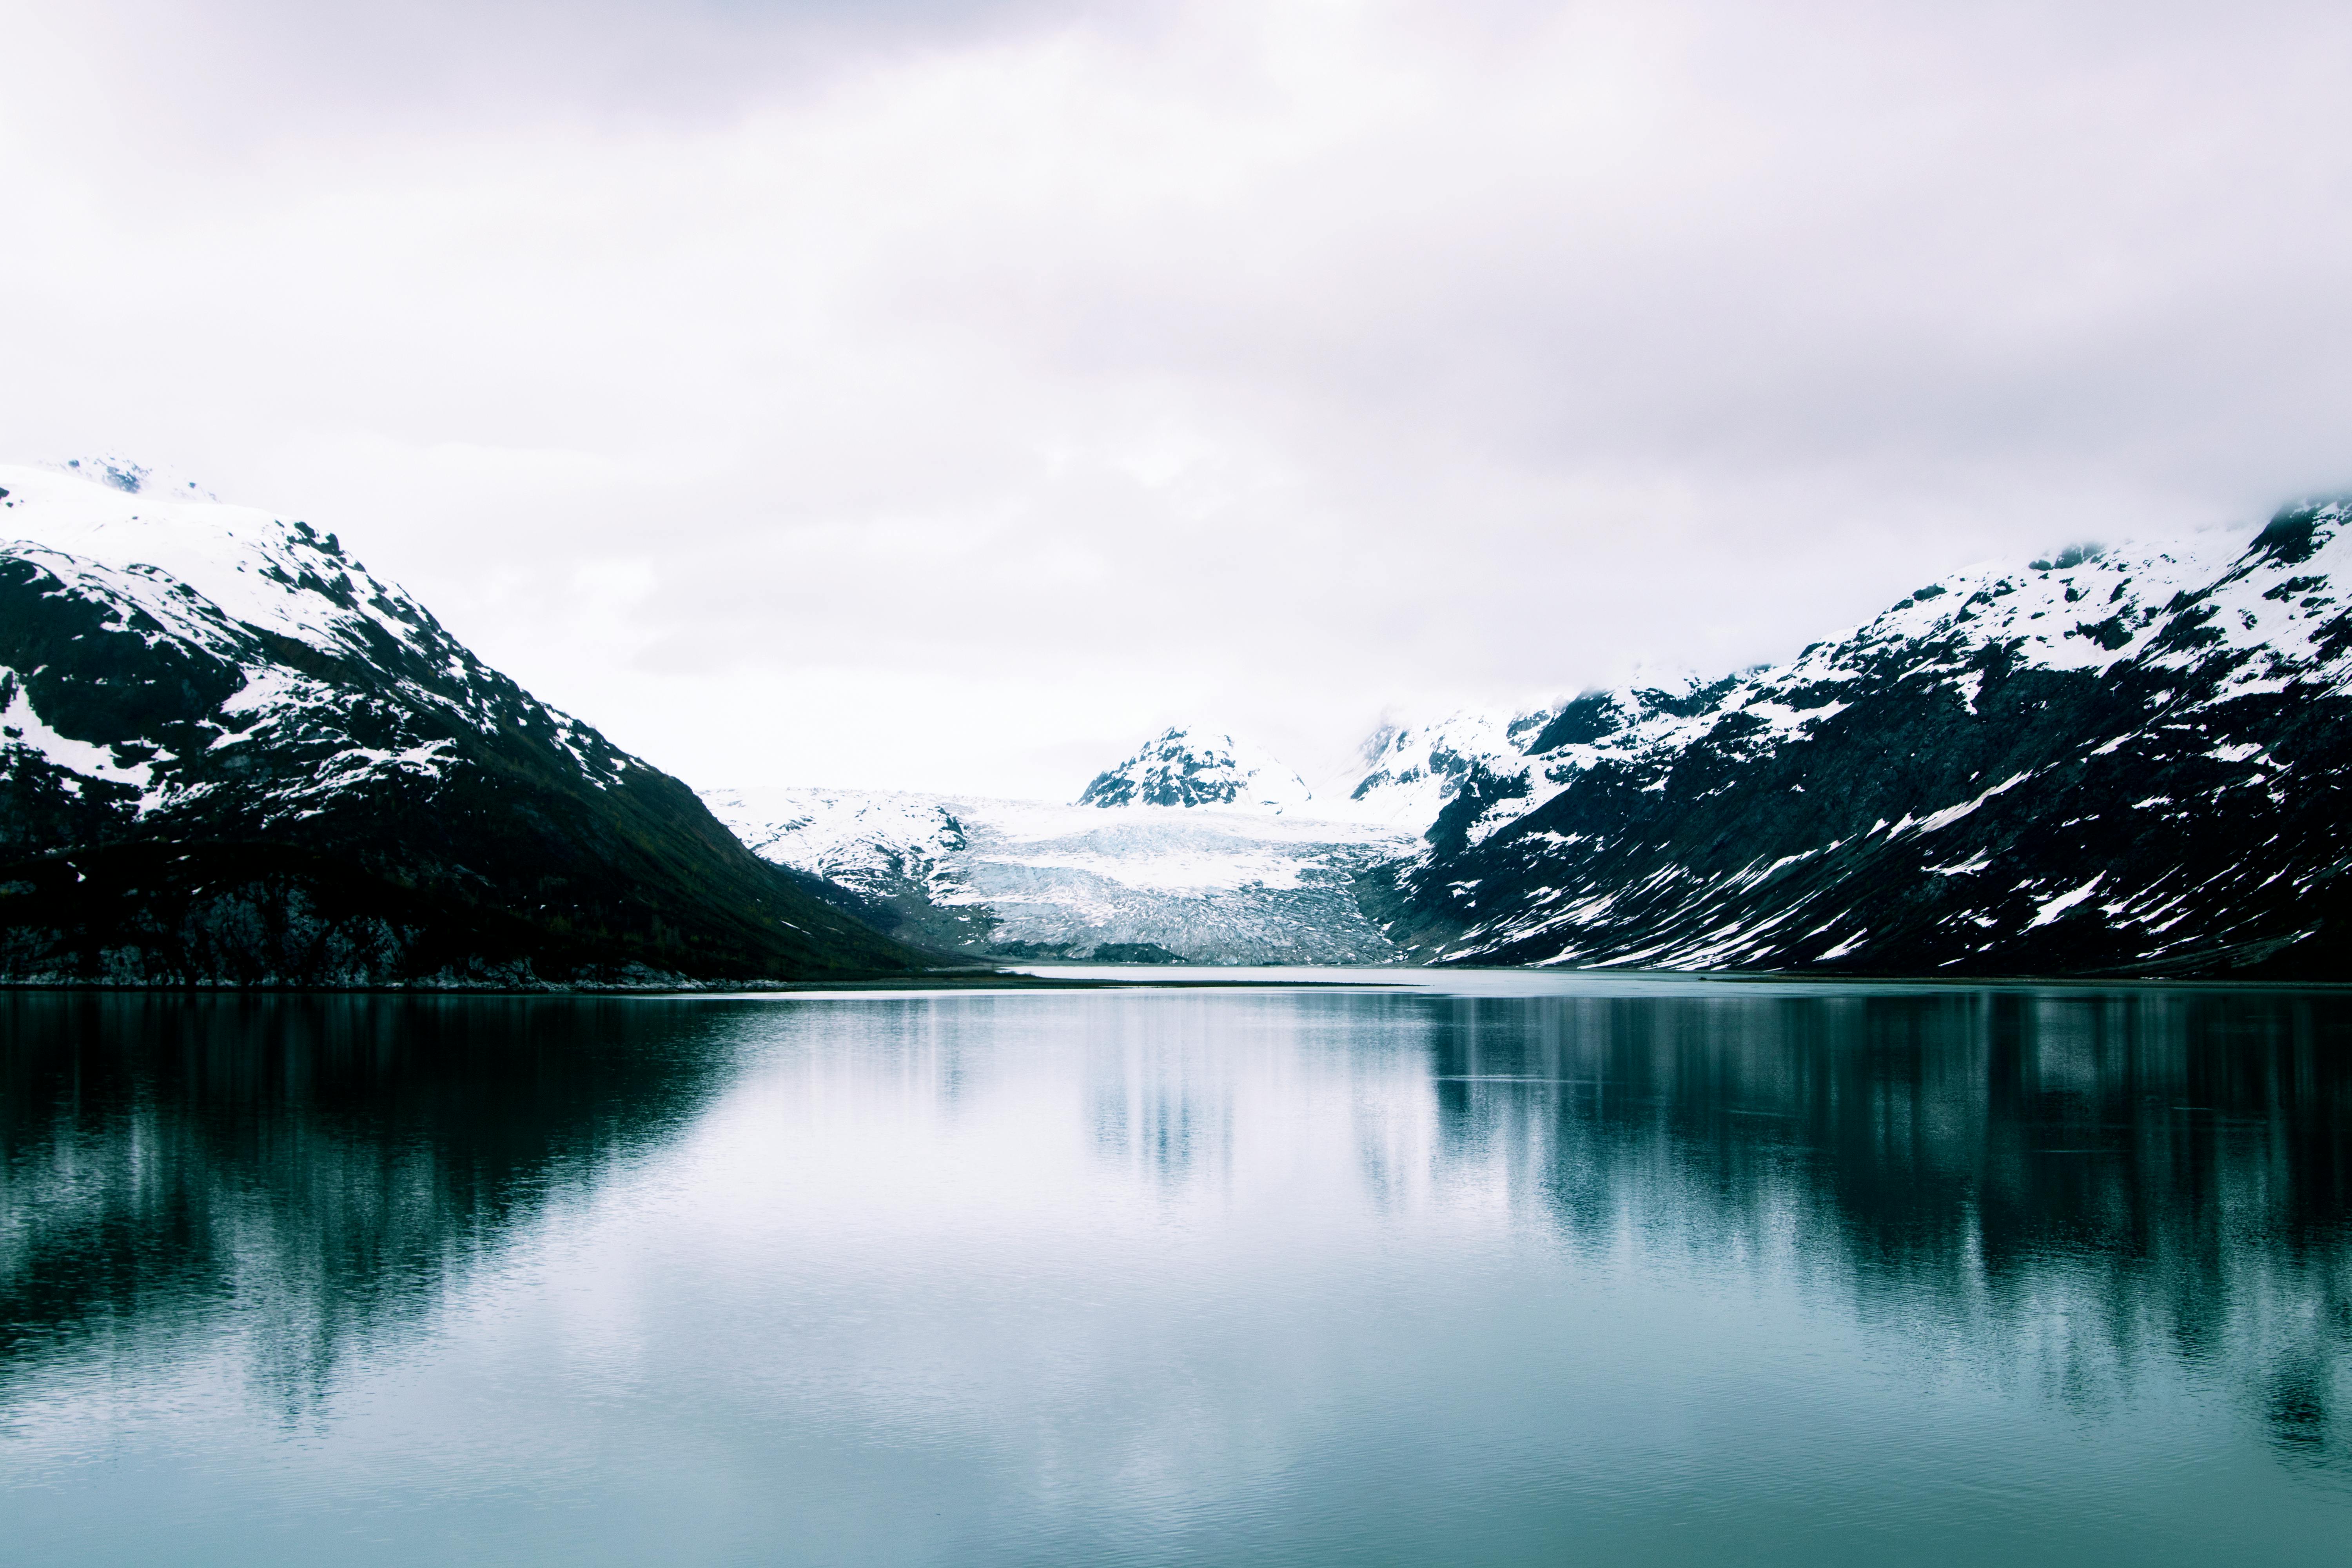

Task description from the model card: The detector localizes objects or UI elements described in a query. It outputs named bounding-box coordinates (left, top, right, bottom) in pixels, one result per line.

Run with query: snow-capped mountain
left=702, top=784, right=1411, bottom=964
left=1077, top=727, right=1315, bottom=811
left=20, top=452, right=2339, bottom=982
left=1343, top=708, right=1560, bottom=829
left=0, top=460, right=925, bottom=985
left=1369, top=505, right=2352, bottom=977
left=703, top=501, right=2352, bottom=977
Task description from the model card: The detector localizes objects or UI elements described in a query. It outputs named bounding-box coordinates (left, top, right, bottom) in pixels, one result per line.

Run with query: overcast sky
left=6, top=0, right=2351, bottom=798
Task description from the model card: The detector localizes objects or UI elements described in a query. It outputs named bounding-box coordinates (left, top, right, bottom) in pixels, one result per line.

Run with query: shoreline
left=3, top=964, right=2346, bottom=996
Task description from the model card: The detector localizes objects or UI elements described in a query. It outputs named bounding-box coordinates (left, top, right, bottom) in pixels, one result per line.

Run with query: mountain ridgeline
left=714, top=503, right=2352, bottom=978
left=1362, top=504, right=2352, bottom=978
left=0, top=461, right=929, bottom=986
left=7, top=457, right=2347, bottom=982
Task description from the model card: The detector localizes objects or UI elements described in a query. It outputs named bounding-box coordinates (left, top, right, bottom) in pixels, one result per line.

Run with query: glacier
left=704, top=732, right=1415, bottom=964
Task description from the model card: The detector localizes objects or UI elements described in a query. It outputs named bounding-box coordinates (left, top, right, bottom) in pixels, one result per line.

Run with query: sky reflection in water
left=1, top=982, right=2347, bottom=1565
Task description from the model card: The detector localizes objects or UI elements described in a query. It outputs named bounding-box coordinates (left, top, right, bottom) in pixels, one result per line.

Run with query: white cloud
left=5, top=0, right=2350, bottom=796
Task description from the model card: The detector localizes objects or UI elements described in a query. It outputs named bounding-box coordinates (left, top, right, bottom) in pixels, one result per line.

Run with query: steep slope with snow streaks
left=1376, top=506, right=2352, bottom=977
left=0, top=461, right=924, bottom=985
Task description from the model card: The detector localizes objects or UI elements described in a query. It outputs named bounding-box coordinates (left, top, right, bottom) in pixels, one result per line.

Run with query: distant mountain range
left=703, top=769, right=1410, bottom=966
left=0, top=460, right=929, bottom=985
left=713, top=508, right=2352, bottom=978
left=7, top=457, right=2346, bottom=981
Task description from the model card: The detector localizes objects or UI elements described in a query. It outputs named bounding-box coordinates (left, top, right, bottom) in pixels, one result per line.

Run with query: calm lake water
left=2, top=975, right=2348, bottom=1565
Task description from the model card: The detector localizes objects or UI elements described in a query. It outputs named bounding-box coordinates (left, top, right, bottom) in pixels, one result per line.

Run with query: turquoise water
left=2, top=978, right=2347, bottom=1564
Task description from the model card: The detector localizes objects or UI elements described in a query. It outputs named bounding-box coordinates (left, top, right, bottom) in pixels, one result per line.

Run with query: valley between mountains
left=4, top=457, right=2349, bottom=984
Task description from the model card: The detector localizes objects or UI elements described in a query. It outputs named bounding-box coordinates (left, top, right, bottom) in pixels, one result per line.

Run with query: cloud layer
left=6, top=0, right=2350, bottom=795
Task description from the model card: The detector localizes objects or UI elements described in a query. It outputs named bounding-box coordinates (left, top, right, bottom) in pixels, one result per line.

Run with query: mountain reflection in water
left=0, top=993, right=734, bottom=1417
left=1415, top=989, right=2350, bottom=1463
left=1, top=981, right=2347, bottom=1565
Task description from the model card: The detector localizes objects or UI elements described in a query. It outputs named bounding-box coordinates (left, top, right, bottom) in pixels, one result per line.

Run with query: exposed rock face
left=1370, top=504, right=2352, bottom=978
left=1077, top=728, right=1314, bottom=812
left=0, top=461, right=928, bottom=986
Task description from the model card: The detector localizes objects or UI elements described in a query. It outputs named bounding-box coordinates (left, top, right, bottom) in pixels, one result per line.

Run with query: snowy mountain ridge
left=0, top=460, right=922, bottom=984
left=707, top=501, right=2352, bottom=976
left=1366, top=502, right=2352, bottom=975
left=10, top=453, right=2346, bottom=979
left=1336, top=530, right=2256, bottom=851
left=0, top=458, right=627, bottom=826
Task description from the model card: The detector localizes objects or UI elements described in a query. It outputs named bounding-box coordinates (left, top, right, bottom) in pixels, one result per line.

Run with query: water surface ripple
left=1, top=980, right=2347, bottom=1564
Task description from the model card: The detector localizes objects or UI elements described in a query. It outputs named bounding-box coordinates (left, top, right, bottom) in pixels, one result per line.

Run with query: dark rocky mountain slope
left=0, top=461, right=929, bottom=986
left=1367, top=502, right=2352, bottom=978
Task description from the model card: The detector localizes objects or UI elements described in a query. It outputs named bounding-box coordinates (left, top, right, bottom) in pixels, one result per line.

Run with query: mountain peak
left=1076, top=727, right=1312, bottom=812
left=1, top=459, right=429, bottom=672
left=1, top=461, right=923, bottom=984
